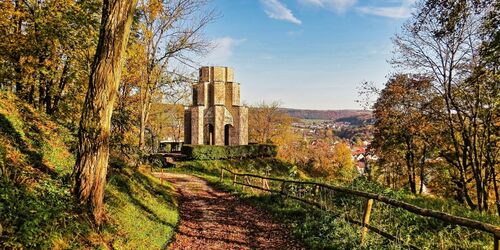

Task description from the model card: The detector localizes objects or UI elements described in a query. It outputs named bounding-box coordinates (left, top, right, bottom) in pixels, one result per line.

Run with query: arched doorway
left=205, top=124, right=215, bottom=145
left=224, top=124, right=232, bottom=145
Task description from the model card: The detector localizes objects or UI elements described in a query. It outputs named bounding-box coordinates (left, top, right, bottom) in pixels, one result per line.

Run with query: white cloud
left=299, top=0, right=357, bottom=13
left=356, top=0, right=416, bottom=19
left=261, top=0, right=302, bottom=25
left=204, top=37, right=245, bottom=65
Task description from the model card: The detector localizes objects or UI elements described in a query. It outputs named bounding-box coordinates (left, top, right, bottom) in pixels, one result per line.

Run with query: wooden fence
left=219, top=167, right=500, bottom=250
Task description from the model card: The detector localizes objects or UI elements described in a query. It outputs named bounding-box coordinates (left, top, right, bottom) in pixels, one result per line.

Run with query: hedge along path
left=181, top=144, right=278, bottom=160
left=157, top=172, right=304, bottom=250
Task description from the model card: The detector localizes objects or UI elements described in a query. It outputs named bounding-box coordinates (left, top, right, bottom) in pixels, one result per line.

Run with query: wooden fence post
left=361, top=198, right=374, bottom=244
left=494, top=236, right=499, bottom=250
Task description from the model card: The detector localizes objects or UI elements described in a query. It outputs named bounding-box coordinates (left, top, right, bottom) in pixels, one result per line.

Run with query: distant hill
left=283, top=108, right=373, bottom=125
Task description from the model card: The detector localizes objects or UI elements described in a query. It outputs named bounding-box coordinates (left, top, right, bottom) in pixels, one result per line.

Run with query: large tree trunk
left=73, top=0, right=137, bottom=226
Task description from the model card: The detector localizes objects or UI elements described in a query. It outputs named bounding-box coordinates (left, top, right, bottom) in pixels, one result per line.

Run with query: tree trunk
left=45, top=81, right=52, bottom=114
left=13, top=0, right=23, bottom=96
left=73, top=0, right=137, bottom=226
left=28, top=85, right=35, bottom=105
left=138, top=88, right=151, bottom=151
left=139, top=108, right=146, bottom=150
left=405, top=139, right=417, bottom=194
left=493, top=168, right=500, bottom=216
left=419, top=145, right=427, bottom=194
left=50, top=61, right=70, bottom=115
left=38, top=80, right=45, bottom=111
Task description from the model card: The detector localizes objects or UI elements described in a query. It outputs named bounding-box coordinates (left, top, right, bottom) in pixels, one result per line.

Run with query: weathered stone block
left=225, top=82, right=233, bottom=108
left=238, top=107, right=248, bottom=145
left=232, top=83, right=240, bottom=106
left=226, top=67, right=234, bottom=82
left=190, top=106, right=204, bottom=144
left=212, top=67, right=225, bottom=82
left=199, top=67, right=210, bottom=82
left=214, top=106, right=225, bottom=145
left=213, top=82, right=225, bottom=105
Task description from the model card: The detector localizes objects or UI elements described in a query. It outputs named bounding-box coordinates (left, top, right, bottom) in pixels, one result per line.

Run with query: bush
left=181, top=144, right=277, bottom=160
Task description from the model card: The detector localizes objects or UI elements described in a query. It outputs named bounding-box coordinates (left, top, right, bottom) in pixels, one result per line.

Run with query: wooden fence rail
left=220, top=167, right=500, bottom=250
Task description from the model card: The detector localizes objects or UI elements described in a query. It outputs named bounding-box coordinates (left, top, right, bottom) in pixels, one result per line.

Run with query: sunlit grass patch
left=104, top=166, right=179, bottom=249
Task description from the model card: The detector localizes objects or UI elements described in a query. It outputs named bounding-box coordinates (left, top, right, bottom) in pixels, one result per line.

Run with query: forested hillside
left=283, top=108, right=372, bottom=123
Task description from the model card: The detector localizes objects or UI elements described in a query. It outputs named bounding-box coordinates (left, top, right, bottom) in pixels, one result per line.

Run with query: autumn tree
left=133, top=0, right=214, bottom=151
left=472, top=0, right=500, bottom=215
left=146, top=72, right=193, bottom=150
left=73, top=0, right=137, bottom=225
left=0, top=0, right=100, bottom=123
left=392, top=0, right=499, bottom=211
left=306, top=140, right=356, bottom=182
left=372, top=74, right=437, bottom=194
left=331, top=142, right=356, bottom=182
left=249, top=101, right=294, bottom=143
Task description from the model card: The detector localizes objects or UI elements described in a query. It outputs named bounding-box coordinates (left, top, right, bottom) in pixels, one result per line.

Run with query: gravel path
left=158, top=172, right=304, bottom=250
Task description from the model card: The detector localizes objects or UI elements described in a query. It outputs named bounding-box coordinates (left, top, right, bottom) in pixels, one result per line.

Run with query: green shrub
left=181, top=144, right=277, bottom=160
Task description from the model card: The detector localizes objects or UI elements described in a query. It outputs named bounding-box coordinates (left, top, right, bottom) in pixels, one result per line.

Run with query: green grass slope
left=104, top=167, right=178, bottom=249
left=0, top=92, right=178, bottom=249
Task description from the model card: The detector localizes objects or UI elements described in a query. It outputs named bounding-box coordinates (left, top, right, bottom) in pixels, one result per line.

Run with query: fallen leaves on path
left=161, top=173, right=304, bottom=250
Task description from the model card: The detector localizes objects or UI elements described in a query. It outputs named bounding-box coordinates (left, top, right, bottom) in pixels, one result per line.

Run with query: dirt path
left=159, top=172, right=304, bottom=250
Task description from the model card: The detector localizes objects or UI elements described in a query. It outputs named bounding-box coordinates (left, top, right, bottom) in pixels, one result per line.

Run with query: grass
left=171, top=159, right=499, bottom=250
left=0, top=92, right=178, bottom=249
left=103, top=166, right=178, bottom=249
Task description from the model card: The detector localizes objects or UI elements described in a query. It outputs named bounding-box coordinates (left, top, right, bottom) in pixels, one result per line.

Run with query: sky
left=197, top=0, right=416, bottom=110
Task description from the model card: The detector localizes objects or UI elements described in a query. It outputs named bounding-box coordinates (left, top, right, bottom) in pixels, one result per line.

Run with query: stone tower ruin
left=184, top=66, right=248, bottom=145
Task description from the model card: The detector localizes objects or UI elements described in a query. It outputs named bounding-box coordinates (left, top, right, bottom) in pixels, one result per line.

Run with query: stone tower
left=184, top=66, right=248, bottom=146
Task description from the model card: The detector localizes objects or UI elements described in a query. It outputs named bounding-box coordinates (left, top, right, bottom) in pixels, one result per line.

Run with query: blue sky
left=198, top=0, right=415, bottom=109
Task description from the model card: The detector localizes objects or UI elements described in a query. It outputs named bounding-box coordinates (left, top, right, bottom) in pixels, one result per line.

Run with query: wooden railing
left=219, top=167, right=500, bottom=250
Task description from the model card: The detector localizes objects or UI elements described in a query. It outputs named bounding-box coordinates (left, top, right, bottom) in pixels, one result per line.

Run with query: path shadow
left=0, top=113, right=56, bottom=177
left=107, top=170, right=177, bottom=229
